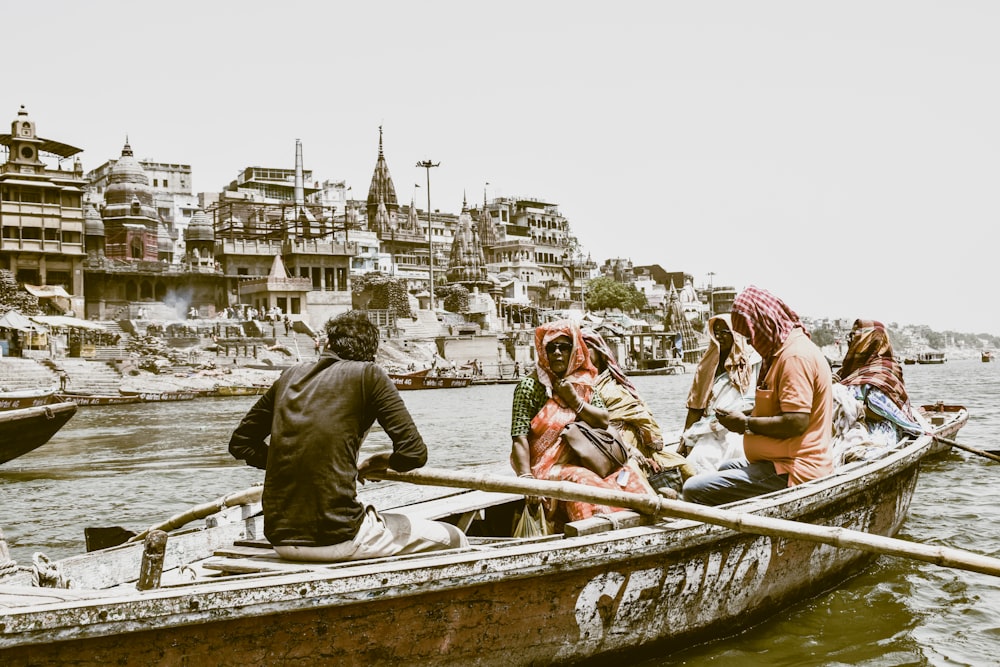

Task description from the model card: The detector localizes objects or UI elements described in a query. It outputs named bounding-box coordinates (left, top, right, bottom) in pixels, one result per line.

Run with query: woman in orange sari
left=510, top=320, right=652, bottom=527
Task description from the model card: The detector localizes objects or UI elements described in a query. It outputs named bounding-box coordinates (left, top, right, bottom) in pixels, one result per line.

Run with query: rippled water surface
left=2, top=359, right=999, bottom=665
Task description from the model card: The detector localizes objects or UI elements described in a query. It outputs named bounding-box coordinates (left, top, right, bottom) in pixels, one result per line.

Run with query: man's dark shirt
left=228, top=352, right=426, bottom=546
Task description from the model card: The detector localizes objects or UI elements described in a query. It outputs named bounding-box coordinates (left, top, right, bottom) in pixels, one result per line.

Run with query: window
left=22, top=227, right=41, bottom=240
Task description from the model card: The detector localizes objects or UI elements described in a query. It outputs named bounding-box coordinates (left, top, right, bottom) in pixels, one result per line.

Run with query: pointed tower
left=446, top=193, right=490, bottom=288
left=365, top=126, right=399, bottom=233
left=665, top=282, right=704, bottom=363
left=477, top=190, right=498, bottom=247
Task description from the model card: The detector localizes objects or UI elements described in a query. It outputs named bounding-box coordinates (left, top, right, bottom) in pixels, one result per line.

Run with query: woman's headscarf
left=730, top=285, right=806, bottom=380
left=836, top=319, right=911, bottom=412
left=533, top=320, right=597, bottom=404
left=580, top=328, right=638, bottom=399
left=686, top=314, right=758, bottom=410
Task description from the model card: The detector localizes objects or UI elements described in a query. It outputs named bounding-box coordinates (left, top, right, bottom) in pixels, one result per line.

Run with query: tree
left=436, top=284, right=470, bottom=313
left=0, top=270, right=39, bottom=314
left=584, top=277, right=647, bottom=313
left=351, top=272, right=412, bottom=318
left=810, top=324, right=836, bottom=348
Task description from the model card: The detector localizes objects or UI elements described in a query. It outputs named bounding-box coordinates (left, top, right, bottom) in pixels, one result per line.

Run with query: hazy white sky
left=7, top=1, right=999, bottom=333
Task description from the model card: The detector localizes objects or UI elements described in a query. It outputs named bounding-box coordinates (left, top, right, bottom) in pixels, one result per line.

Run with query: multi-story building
left=0, top=106, right=87, bottom=314
left=207, top=139, right=355, bottom=327
left=87, top=157, right=198, bottom=264
left=475, top=195, right=594, bottom=309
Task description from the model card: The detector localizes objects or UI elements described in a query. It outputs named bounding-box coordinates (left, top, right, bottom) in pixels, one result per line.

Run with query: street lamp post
left=416, top=160, right=440, bottom=310
left=707, top=271, right=715, bottom=319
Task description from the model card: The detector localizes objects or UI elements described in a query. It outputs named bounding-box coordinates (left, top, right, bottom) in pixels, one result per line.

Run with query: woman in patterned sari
left=510, top=320, right=651, bottom=527
left=833, top=320, right=922, bottom=450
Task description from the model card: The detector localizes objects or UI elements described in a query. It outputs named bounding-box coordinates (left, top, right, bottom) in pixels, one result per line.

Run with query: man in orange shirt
left=682, top=286, right=833, bottom=505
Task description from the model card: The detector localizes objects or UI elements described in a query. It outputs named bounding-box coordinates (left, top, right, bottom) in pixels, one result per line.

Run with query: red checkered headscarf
left=836, top=319, right=911, bottom=414
left=730, top=285, right=806, bottom=381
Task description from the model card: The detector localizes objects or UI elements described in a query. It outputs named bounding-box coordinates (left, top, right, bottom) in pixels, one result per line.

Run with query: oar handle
left=372, top=467, right=1000, bottom=578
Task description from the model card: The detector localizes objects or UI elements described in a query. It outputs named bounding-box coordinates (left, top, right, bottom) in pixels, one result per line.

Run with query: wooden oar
left=931, top=434, right=1000, bottom=463
left=370, top=466, right=1000, bottom=578
left=127, top=486, right=263, bottom=544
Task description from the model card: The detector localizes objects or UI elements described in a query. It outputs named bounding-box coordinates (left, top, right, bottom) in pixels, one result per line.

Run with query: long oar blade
left=933, top=435, right=1000, bottom=463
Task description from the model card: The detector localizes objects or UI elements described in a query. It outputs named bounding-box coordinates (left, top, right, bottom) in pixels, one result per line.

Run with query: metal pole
left=416, top=160, right=440, bottom=310
left=707, top=271, right=715, bottom=319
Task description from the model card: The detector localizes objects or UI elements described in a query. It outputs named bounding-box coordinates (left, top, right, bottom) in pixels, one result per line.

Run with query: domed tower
left=83, top=204, right=105, bottom=261
left=185, top=209, right=215, bottom=268
left=365, top=126, right=398, bottom=233
left=101, top=140, right=160, bottom=262
left=157, top=223, right=174, bottom=263
left=446, top=194, right=490, bottom=288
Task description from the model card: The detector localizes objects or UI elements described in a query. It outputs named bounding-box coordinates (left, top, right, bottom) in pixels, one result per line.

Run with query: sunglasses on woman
left=545, top=341, right=573, bottom=355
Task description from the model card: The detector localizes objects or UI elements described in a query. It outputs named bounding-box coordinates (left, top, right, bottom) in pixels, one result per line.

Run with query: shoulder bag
left=561, top=421, right=630, bottom=478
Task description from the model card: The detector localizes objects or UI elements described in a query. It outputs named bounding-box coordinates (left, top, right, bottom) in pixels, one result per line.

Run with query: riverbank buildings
left=2, top=106, right=707, bottom=336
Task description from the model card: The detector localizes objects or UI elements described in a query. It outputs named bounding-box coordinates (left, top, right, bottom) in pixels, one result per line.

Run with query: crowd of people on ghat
left=226, top=284, right=929, bottom=561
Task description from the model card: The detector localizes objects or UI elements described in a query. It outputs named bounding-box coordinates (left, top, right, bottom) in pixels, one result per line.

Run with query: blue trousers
left=682, top=458, right=789, bottom=506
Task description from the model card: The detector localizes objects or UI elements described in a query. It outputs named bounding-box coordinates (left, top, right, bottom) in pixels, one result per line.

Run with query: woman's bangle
left=518, top=472, right=535, bottom=479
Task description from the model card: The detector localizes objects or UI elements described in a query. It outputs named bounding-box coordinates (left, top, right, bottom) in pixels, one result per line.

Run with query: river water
left=2, top=358, right=999, bottom=665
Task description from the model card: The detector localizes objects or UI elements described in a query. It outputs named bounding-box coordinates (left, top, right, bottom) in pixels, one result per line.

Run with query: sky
left=6, top=1, right=1000, bottom=334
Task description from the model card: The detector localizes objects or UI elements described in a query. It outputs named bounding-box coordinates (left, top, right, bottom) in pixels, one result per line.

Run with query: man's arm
left=228, top=389, right=276, bottom=470
left=369, top=366, right=428, bottom=472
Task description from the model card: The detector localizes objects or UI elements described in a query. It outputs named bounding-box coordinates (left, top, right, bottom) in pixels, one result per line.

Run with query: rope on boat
left=0, top=558, right=19, bottom=578
left=32, top=552, right=68, bottom=588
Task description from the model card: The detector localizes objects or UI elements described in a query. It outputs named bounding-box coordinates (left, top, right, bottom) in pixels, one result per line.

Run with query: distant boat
left=915, top=351, right=946, bottom=365
left=120, top=390, right=199, bottom=402
left=0, top=387, right=56, bottom=411
left=55, top=392, right=141, bottom=406
left=0, top=401, right=77, bottom=465
left=903, top=357, right=916, bottom=365
left=215, top=385, right=270, bottom=397
left=983, top=351, right=995, bottom=363
left=388, top=368, right=472, bottom=390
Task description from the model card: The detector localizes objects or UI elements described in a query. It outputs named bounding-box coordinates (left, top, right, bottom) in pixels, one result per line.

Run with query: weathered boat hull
left=0, top=410, right=965, bottom=665
left=0, top=388, right=56, bottom=411
left=215, top=385, right=269, bottom=396
left=120, top=390, right=199, bottom=402
left=54, top=392, right=141, bottom=406
left=389, top=372, right=472, bottom=390
left=0, top=401, right=77, bottom=465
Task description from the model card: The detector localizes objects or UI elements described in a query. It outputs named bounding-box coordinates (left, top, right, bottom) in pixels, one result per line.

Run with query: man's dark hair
left=324, top=310, right=379, bottom=361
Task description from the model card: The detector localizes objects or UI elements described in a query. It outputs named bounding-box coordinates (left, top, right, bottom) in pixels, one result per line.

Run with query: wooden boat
left=215, top=385, right=270, bottom=397
left=388, top=368, right=473, bottom=390
left=903, top=357, right=916, bottom=365
left=983, top=351, right=994, bottom=362
left=0, top=387, right=56, bottom=411
left=120, top=390, right=199, bottom=402
left=0, top=401, right=77, bottom=465
left=53, top=392, right=141, bottom=406
left=0, top=405, right=975, bottom=665
left=915, top=351, right=946, bottom=364
left=919, top=403, right=969, bottom=455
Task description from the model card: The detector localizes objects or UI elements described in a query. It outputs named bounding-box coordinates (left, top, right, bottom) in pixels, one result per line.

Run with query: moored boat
left=0, top=401, right=77, bottom=465
left=388, top=368, right=472, bottom=390
left=120, top=390, right=199, bottom=402
left=0, top=387, right=56, bottom=411
left=0, top=405, right=976, bottom=664
left=214, top=385, right=270, bottom=396
left=54, top=392, right=141, bottom=406
left=983, top=351, right=995, bottom=363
